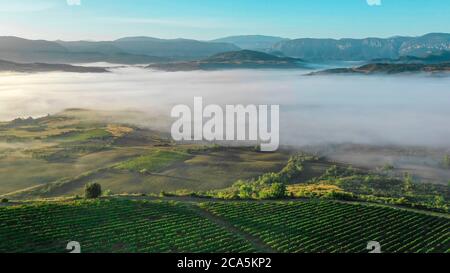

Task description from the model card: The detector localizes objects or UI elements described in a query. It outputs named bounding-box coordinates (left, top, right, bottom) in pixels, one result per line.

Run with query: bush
left=84, top=183, right=102, bottom=199
left=103, top=189, right=113, bottom=196
left=1, top=198, right=8, bottom=203
left=324, top=191, right=356, bottom=201
left=238, top=183, right=254, bottom=199
left=259, top=183, right=287, bottom=199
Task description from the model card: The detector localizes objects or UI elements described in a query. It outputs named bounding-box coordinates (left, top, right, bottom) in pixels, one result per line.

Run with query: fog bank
left=1, top=67, right=450, bottom=148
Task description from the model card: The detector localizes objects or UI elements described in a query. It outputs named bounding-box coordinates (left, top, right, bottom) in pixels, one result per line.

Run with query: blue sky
left=0, top=0, right=448, bottom=41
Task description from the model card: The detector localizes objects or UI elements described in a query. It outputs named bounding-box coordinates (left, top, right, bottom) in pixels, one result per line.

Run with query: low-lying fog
left=1, top=67, right=450, bottom=149
left=2, top=66, right=450, bottom=183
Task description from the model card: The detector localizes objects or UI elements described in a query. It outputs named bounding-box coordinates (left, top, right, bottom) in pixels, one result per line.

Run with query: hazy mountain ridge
left=0, top=36, right=239, bottom=64
left=1, top=33, right=449, bottom=64
left=210, top=35, right=289, bottom=51
left=273, top=33, right=450, bottom=61
left=111, top=36, right=239, bottom=58
left=371, top=51, right=450, bottom=64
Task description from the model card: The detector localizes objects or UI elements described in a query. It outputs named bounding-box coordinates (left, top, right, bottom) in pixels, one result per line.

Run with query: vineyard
left=0, top=200, right=256, bottom=253
left=0, top=199, right=448, bottom=253
left=203, top=201, right=450, bottom=253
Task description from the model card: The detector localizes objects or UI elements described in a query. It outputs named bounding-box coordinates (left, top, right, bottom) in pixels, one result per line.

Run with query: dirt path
left=189, top=204, right=276, bottom=253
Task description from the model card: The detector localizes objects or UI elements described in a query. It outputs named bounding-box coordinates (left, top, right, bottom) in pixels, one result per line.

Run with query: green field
left=0, top=199, right=448, bottom=253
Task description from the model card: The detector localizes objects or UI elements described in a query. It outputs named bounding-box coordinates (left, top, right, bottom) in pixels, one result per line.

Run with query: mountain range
left=0, top=33, right=449, bottom=64
left=371, top=50, right=450, bottom=64
left=210, top=35, right=289, bottom=51
left=272, top=33, right=450, bottom=61
left=0, top=36, right=238, bottom=64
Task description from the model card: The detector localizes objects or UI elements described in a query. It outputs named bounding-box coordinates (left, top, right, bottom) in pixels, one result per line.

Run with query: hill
left=211, top=35, right=289, bottom=51
left=147, top=50, right=305, bottom=71
left=0, top=59, right=108, bottom=73
left=308, top=63, right=450, bottom=75
left=0, top=109, right=290, bottom=199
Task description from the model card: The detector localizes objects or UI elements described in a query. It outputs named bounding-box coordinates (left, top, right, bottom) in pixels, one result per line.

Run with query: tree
left=403, top=173, right=413, bottom=194
left=238, top=183, right=254, bottom=199
left=85, top=183, right=102, bottom=199
left=325, top=165, right=339, bottom=178
left=259, top=183, right=287, bottom=199
left=257, top=172, right=281, bottom=185
left=279, top=156, right=304, bottom=182
left=433, top=195, right=445, bottom=208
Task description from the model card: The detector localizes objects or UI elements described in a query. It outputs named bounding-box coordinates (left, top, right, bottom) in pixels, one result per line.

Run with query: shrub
left=403, top=172, right=414, bottom=194
left=259, top=183, right=287, bottom=199
left=84, top=183, right=102, bottom=199
left=103, top=189, right=113, bottom=196
left=238, top=183, right=254, bottom=199
left=1, top=198, right=8, bottom=203
left=324, top=191, right=356, bottom=201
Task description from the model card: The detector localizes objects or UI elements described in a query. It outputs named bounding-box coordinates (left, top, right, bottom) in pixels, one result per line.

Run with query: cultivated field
left=0, top=199, right=448, bottom=253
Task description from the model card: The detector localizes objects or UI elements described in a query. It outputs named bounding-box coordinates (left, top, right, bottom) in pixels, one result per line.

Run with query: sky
left=0, top=0, right=448, bottom=41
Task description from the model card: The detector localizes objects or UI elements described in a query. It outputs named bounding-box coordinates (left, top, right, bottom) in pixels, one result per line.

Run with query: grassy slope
left=0, top=110, right=290, bottom=199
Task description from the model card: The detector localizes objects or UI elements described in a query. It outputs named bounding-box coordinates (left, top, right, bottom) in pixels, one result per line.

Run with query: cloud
left=67, top=0, right=81, bottom=6
left=366, top=0, right=381, bottom=6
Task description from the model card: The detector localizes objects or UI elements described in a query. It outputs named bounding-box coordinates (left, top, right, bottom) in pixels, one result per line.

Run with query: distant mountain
left=308, top=63, right=450, bottom=75
left=273, top=33, right=450, bottom=61
left=0, top=59, right=108, bottom=73
left=1, top=33, right=450, bottom=64
left=211, top=35, right=289, bottom=51
left=0, top=37, right=169, bottom=64
left=56, top=40, right=124, bottom=55
left=112, top=37, right=239, bottom=58
left=0, top=36, right=238, bottom=64
left=398, top=33, right=450, bottom=56
left=0, top=36, right=67, bottom=53
left=147, top=50, right=305, bottom=71
left=273, top=37, right=409, bottom=61
left=372, top=51, right=450, bottom=64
